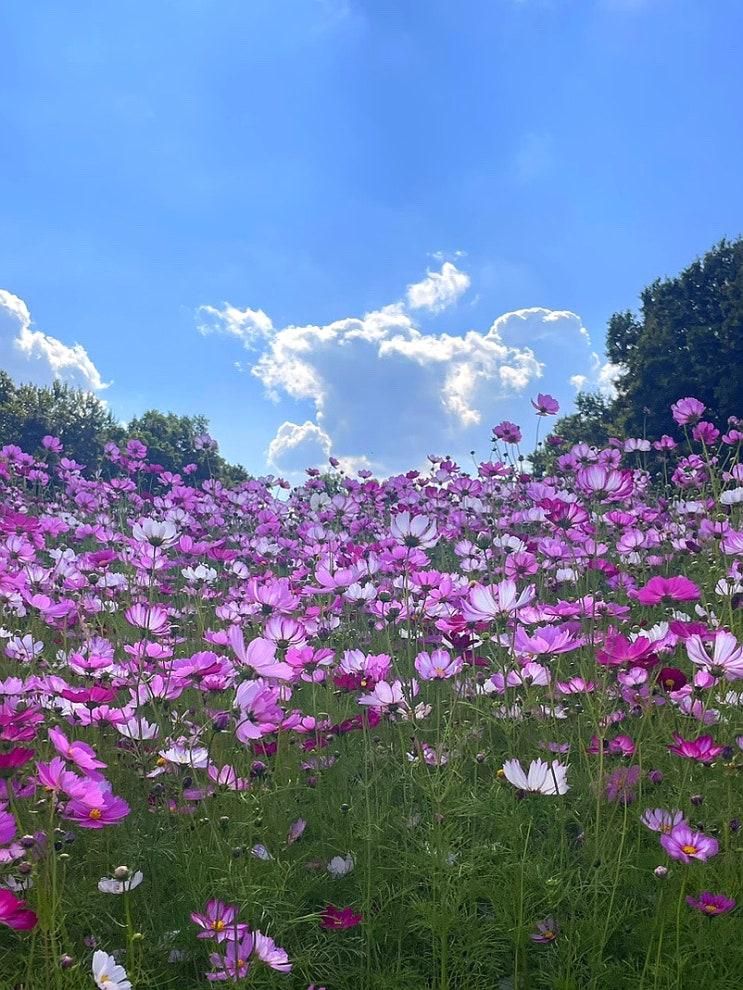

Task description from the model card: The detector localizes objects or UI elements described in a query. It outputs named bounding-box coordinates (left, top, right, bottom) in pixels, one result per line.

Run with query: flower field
left=1, top=395, right=743, bottom=989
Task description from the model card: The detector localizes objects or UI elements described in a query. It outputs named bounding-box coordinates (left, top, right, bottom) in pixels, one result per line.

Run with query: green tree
left=607, top=238, right=743, bottom=437
left=123, top=409, right=247, bottom=483
left=0, top=372, right=123, bottom=469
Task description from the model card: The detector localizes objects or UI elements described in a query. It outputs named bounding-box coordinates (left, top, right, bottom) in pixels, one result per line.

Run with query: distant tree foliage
left=607, top=238, right=743, bottom=438
left=0, top=372, right=123, bottom=470
left=0, top=372, right=247, bottom=483
left=536, top=238, right=743, bottom=467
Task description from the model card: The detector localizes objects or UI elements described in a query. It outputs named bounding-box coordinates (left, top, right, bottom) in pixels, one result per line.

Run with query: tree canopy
left=0, top=372, right=247, bottom=482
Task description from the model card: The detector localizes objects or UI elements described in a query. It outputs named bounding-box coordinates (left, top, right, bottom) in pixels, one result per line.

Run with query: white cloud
left=0, top=290, right=107, bottom=392
left=267, top=420, right=332, bottom=472
left=597, top=360, right=623, bottom=398
left=406, top=262, right=471, bottom=313
left=570, top=374, right=588, bottom=390
left=200, top=262, right=608, bottom=474
left=196, top=303, right=273, bottom=347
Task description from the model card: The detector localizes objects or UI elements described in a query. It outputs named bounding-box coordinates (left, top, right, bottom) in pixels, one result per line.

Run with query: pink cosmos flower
left=531, top=393, right=560, bottom=416
left=686, top=631, right=743, bottom=680
left=660, top=824, right=719, bottom=863
left=48, top=727, right=106, bottom=772
left=667, top=733, right=725, bottom=763
left=0, top=889, right=37, bottom=930
left=575, top=466, right=634, bottom=501
left=124, top=603, right=171, bottom=636
left=635, top=575, right=701, bottom=605
left=254, top=931, right=292, bottom=972
left=671, top=397, right=705, bottom=426
left=191, top=899, right=248, bottom=942
left=493, top=421, right=522, bottom=444
left=207, top=932, right=254, bottom=981
left=414, top=650, right=463, bottom=680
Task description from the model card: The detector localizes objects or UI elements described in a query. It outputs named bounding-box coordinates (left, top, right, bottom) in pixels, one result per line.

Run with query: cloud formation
left=0, top=290, right=107, bottom=392
left=406, top=262, right=471, bottom=313
left=200, top=262, right=610, bottom=475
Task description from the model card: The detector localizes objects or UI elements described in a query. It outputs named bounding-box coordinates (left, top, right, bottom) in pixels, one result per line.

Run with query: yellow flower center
left=702, top=904, right=719, bottom=915
left=681, top=844, right=698, bottom=856
left=213, top=919, right=226, bottom=932
left=89, top=808, right=102, bottom=820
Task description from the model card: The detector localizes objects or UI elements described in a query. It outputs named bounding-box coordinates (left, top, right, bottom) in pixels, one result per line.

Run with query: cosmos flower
left=502, top=759, right=569, bottom=795
left=530, top=916, right=559, bottom=943
left=531, top=394, right=560, bottom=416
left=667, top=734, right=725, bottom=763
left=671, top=397, right=706, bottom=426
left=660, top=824, right=719, bottom=864
left=320, top=904, right=363, bottom=930
left=92, top=951, right=131, bottom=990
left=97, top=869, right=144, bottom=894
left=641, top=809, right=685, bottom=834
left=0, top=890, right=37, bottom=930
left=191, top=899, right=248, bottom=942
left=686, top=892, right=736, bottom=917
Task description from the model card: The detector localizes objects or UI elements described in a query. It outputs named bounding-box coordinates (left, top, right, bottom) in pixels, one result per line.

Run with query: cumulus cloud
left=196, top=303, right=274, bottom=346
left=406, top=262, right=471, bottom=313
left=267, top=420, right=332, bottom=472
left=200, top=261, right=609, bottom=474
left=0, top=290, right=107, bottom=391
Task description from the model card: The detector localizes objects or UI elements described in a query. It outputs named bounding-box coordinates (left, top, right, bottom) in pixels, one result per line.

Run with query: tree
left=607, top=238, right=743, bottom=437
left=0, top=373, right=247, bottom=482
left=123, top=410, right=247, bottom=483
left=0, top=372, right=123, bottom=469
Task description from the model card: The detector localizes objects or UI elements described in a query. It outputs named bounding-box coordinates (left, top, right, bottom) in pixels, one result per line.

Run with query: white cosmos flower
left=97, top=871, right=144, bottom=894
left=131, top=518, right=179, bottom=548
left=327, top=854, right=354, bottom=878
left=92, top=950, right=132, bottom=990
left=502, top=758, right=569, bottom=795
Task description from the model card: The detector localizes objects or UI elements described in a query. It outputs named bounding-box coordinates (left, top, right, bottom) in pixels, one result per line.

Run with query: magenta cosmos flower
left=531, top=393, right=560, bottom=416
left=635, top=575, right=700, bottom=605
left=320, top=905, right=363, bottom=930
left=492, top=421, right=522, bottom=444
left=0, top=890, right=37, bottom=930
left=660, top=824, right=719, bottom=863
left=686, top=892, right=736, bottom=917
left=668, top=733, right=725, bottom=763
left=671, top=396, right=706, bottom=426
left=63, top=790, right=130, bottom=829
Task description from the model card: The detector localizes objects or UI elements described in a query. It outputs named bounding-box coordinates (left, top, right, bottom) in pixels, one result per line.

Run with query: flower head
left=92, top=950, right=131, bottom=990
left=660, top=824, right=719, bottom=864
left=686, top=892, right=736, bottom=917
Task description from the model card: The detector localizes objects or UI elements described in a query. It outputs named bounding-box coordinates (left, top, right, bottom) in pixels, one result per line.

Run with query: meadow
left=0, top=393, right=742, bottom=989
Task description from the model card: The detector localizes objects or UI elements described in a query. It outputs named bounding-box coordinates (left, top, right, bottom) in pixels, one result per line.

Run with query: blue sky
left=1, top=0, right=742, bottom=475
